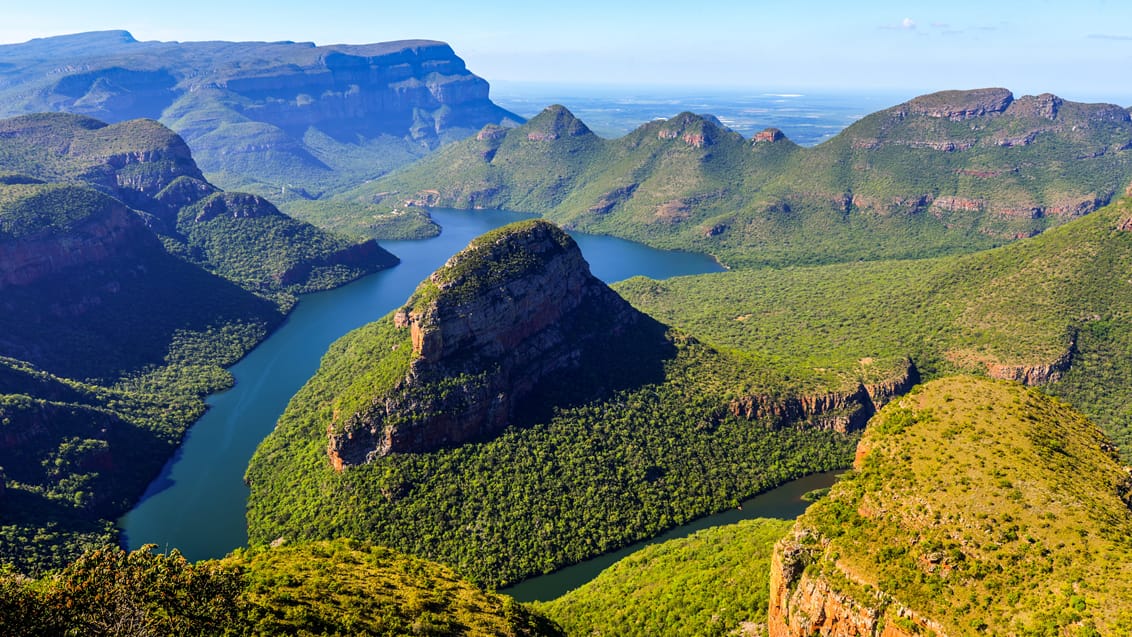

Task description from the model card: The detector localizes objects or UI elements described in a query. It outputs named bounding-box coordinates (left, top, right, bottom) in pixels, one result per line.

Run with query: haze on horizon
left=3, top=0, right=1132, bottom=104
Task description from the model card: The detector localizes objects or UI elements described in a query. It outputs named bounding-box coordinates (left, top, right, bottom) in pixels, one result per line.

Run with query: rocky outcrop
left=657, top=112, right=727, bottom=148
left=768, top=538, right=949, bottom=637
left=589, top=184, right=638, bottom=214
left=903, top=88, right=1014, bottom=121
left=327, top=220, right=652, bottom=466
left=754, top=127, right=785, bottom=143
left=985, top=332, right=1076, bottom=385
left=728, top=360, right=918, bottom=433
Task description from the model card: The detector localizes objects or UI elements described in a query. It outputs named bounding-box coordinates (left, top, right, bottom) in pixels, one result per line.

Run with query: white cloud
left=901, top=17, right=916, bottom=30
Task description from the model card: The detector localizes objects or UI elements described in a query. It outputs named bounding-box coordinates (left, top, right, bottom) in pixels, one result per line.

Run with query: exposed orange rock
left=728, top=361, right=918, bottom=433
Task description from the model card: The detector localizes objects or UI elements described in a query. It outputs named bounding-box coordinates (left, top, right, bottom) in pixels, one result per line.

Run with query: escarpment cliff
left=0, top=31, right=523, bottom=199
left=0, top=189, right=160, bottom=291
left=767, top=376, right=1132, bottom=635
left=327, top=220, right=658, bottom=466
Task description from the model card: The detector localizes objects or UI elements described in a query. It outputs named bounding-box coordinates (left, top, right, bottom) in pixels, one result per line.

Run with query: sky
left=3, top=0, right=1132, bottom=103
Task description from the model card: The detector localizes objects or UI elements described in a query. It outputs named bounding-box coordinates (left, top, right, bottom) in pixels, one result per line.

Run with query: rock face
left=327, top=220, right=650, bottom=466
left=0, top=195, right=159, bottom=291
left=0, top=31, right=523, bottom=197
left=728, top=360, right=919, bottom=433
left=904, top=87, right=1014, bottom=121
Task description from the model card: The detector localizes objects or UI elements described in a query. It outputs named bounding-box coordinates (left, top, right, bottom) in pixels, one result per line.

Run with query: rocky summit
left=327, top=219, right=651, bottom=466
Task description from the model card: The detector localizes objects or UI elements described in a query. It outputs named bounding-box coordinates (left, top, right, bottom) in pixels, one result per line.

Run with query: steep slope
left=617, top=193, right=1132, bottom=457
left=351, top=89, right=1132, bottom=266
left=0, top=113, right=394, bottom=572
left=327, top=219, right=652, bottom=465
left=0, top=539, right=561, bottom=636
left=0, top=31, right=522, bottom=199
left=246, top=220, right=904, bottom=586
left=536, top=518, right=793, bottom=637
left=768, top=376, right=1132, bottom=635
left=0, top=112, right=398, bottom=296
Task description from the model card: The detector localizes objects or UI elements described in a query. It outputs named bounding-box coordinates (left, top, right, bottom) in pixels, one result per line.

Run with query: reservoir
left=119, top=209, right=725, bottom=560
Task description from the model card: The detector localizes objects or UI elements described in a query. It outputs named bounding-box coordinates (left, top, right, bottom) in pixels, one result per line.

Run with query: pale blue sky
left=4, top=0, right=1132, bottom=102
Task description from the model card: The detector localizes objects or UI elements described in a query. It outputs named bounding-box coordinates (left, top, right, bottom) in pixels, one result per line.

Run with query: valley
left=1, top=23, right=1132, bottom=636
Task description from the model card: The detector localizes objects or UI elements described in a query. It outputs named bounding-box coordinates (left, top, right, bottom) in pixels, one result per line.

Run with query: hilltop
left=0, top=112, right=396, bottom=572
left=344, top=89, right=1132, bottom=267
left=0, top=31, right=522, bottom=200
left=769, top=376, right=1132, bottom=634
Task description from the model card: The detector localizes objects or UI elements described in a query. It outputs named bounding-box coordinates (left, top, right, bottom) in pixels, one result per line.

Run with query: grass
left=782, top=376, right=1132, bottom=634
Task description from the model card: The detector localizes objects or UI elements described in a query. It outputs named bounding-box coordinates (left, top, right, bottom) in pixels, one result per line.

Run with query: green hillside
left=246, top=221, right=860, bottom=588
left=345, top=89, right=1132, bottom=267
left=0, top=539, right=561, bottom=636
left=771, top=376, right=1132, bottom=634
left=616, top=194, right=1132, bottom=457
left=535, top=518, right=793, bottom=637
left=0, top=113, right=396, bottom=572
left=0, top=112, right=399, bottom=301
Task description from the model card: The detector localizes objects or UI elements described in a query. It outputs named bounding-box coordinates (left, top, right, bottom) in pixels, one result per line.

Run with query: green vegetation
left=344, top=93, right=1132, bottom=265
left=248, top=278, right=857, bottom=588
left=0, top=539, right=561, bottom=636
left=286, top=199, right=441, bottom=240
left=174, top=192, right=398, bottom=298
left=536, top=518, right=792, bottom=636
left=784, top=376, right=1132, bottom=634
left=0, top=112, right=395, bottom=573
left=616, top=196, right=1132, bottom=458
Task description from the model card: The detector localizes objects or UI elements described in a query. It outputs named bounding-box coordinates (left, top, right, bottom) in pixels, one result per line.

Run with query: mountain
left=0, top=31, right=523, bottom=200
left=0, top=112, right=395, bottom=572
left=0, top=112, right=398, bottom=298
left=345, top=89, right=1132, bottom=267
left=327, top=219, right=657, bottom=465
left=768, top=376, right=1132, bottom=635
left=0, top=539, right=561, bottom=636
left=246, top=219, right=905, bottom=587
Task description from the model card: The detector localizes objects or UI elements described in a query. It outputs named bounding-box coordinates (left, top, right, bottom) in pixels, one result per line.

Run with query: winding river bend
left=119, top=209, right=725, bottom=561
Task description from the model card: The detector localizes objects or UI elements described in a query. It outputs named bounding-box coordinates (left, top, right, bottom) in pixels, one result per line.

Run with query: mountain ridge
left=0, top=31, right=524, bottom=200
left=345, top=88, right=1132, bottom=267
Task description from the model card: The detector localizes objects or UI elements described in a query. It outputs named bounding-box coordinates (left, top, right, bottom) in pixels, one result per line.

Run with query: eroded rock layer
left=328, top=220, right=651, bottom=465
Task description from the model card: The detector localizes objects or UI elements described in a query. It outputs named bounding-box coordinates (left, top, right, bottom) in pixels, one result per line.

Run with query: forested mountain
left=245, top=220, right=902, bottom=587
left=0, top=539, right=561, bottom=636
left=0, top=112, right=396, bottom=571
left=345, top=89, right=1132, bottom=267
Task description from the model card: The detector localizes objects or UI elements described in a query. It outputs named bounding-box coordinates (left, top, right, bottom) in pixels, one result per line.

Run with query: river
left=118, top=208, right=725, bottom=560
left=502, top=470, right=839, bottom=602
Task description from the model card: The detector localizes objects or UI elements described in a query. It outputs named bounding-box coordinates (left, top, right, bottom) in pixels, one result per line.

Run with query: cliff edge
left=767, top=376, right=1132, bottom=635
left=327, top=219, right=661, bottom=465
